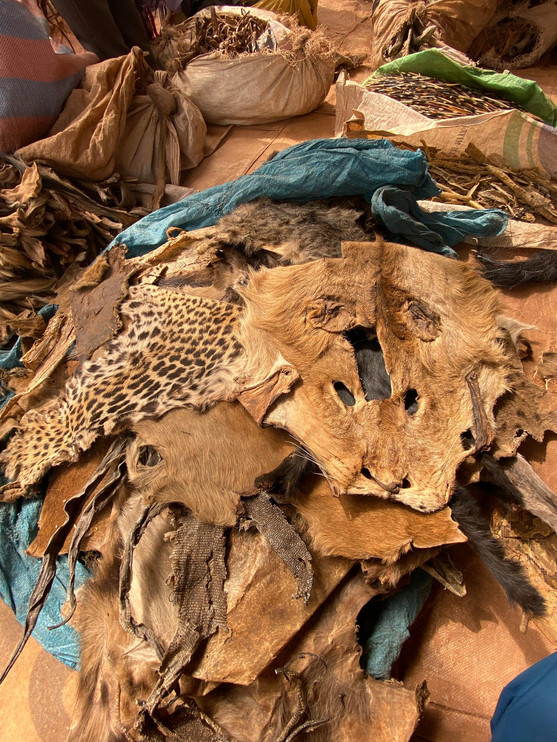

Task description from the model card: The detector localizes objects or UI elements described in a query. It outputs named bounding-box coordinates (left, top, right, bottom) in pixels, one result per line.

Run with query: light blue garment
left=109, top=137, right=506, bottom=257
left=371, top=186, right=507, bottom=257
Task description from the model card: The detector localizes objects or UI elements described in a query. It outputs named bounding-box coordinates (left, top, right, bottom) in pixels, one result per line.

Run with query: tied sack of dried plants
left=163, top=6, right=336, bottom=125
left=468, top=0, right=557, bottom=71
left=370, top=0, right=499, bottom=68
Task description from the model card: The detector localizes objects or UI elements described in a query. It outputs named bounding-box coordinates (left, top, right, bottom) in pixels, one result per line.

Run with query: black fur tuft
left=255, top=452, right=311, bottom=499
left=476, top=250, right=557, bottom=288
left=450, top=487, right=545, bottom=616
left=344, top=327, right=392, bottom=402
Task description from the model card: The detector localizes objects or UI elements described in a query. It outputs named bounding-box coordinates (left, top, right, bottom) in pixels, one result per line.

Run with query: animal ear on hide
left=237, top=361, right=300, bottom=425
left=405, top=299, right=441, bottom=342
left=306, top=298, right=354, bottom=333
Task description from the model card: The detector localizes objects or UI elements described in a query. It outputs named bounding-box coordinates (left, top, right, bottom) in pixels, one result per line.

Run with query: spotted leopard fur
left=2, top=285, right=244, bottom=488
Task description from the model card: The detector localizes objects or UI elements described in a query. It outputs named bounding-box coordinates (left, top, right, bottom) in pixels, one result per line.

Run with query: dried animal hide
left=209, top=197, right=370, bottom=265
left=240, top=239, right=514, bottom=511
left=196, top=572, right=427, bottom=742
left=68, top=493, right=168, bottom=742
left=1, top=286, right=245, bottom=488
left=1, top=236, right=543, bottom=518
left=68, top=501, right=348, bottom=739
left=291, top=476, right=465, bottom=562
left=476, top=249, right=557, bottom=288
left=128, top=403, right=293, bottom=526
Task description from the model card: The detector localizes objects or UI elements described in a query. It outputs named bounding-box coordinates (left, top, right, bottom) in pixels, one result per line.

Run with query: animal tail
left=450, top=487, right=545, bottom=616
left=476, top=250, right=557, bottom=289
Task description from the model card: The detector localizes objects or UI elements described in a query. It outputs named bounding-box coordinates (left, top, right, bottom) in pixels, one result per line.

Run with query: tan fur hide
left=240, top=240, right=513, bottom=511
left=128, top=402, right=293, bottom=526
left=1, top=236, right=536, bottom=517
left=292, top=476, right=465, bottom=562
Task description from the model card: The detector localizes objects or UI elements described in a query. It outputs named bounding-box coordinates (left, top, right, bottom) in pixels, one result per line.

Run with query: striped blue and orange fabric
left=0, top=0, right=97, bottom=153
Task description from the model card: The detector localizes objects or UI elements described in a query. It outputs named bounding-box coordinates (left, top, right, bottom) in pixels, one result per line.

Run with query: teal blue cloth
left=0, top=497, right=87, bottom=669
left=371, top=186, right=506, bottom=257
left=491, top=653, right=557, bottom=742
left=359, top=569, right=432, bottom=679
left=110, top=138, right=507, bottom=257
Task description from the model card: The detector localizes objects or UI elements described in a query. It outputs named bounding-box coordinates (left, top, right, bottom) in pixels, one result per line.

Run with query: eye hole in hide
left=344, top=327, right=392, bottom=402
left=361, top=467, right=372, bottom=479
left=137, top=445, right=162, bottom=467
left=404, top=389, right=419, bottom=415
left=460, top=429, right=475, bottom=450
left=334, top=381, right=356, bottom=407
left=401, top=478, right=412, bottom=489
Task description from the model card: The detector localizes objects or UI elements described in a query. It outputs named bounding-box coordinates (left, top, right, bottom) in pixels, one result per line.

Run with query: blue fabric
left=491, top=653, right=557, bottom=742
left=0, top=496, right=88, bottom=669
left=359, top=569, right=432, bottom=679
left=111, top=138, right=507, bottom=258
left=371, top=186, right=508, bottom=257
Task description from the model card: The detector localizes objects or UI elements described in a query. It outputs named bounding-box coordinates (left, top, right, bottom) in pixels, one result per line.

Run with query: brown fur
left=128, top=402, right=293, bottom=526
left=240, top=240, right=513, bottom=511
left=292, top=476, right=465, bottom=562
left=210, top=197, right=369, bottom=265
left=68, top=490, right=163, bottom=742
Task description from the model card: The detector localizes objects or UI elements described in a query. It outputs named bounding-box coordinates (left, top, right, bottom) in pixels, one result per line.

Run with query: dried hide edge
left=291, top=476, right=465, bottom=563
left=197, top=572, right=425, bottom=742
left=189, top=529, right=353, bottom=686
left=68, top=506, right=160, bottom=742
left=63, top=244, right=140, bottom=362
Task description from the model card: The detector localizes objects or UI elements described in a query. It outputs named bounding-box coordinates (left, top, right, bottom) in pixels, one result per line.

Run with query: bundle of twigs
left=0, top=154, right=146, bottom=341
left=365, top=72, right=532, bottom=120
left=421, top=143, right=557, bottom=224
left=156, top=8, right=269, bottom=71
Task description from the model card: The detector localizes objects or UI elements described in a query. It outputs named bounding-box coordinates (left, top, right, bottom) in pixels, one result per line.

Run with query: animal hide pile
left=1, top=199, right=556, bottom=741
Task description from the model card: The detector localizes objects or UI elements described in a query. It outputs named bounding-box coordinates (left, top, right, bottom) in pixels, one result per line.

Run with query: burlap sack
left=469, top=1, right=557, bottom=70
left=171, top=10, right=335, bottom=126
left=17, top=48, right=206, bottom=199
